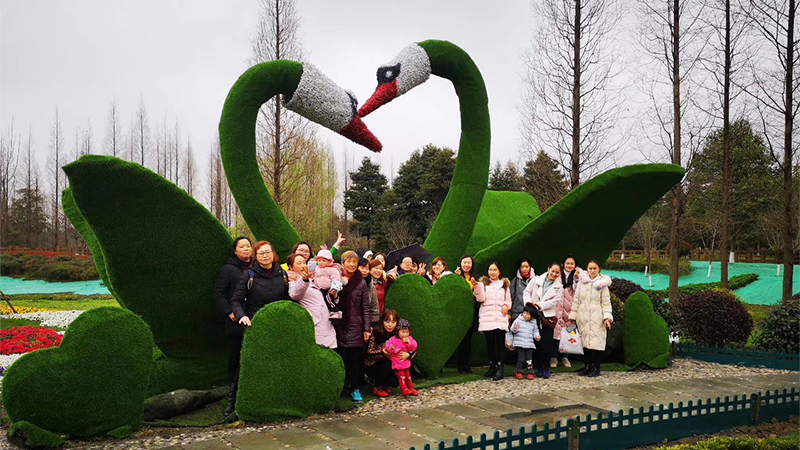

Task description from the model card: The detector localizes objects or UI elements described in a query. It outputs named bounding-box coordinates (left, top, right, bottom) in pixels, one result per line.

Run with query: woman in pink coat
left=475, top=262, right=512, bottom=381
left=553, top=255, right=581, bottom=368
left=286, top=253, right=337, bottom=349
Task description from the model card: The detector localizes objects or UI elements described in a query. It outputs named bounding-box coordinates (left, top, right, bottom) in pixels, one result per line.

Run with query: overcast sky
left=1, top=0, right=646, bottom=196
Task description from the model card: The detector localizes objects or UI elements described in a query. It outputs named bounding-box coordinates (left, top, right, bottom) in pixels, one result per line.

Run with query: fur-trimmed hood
left=479, top=276, right=510, bottom=289
left=579, top=271, right=612, bottom=290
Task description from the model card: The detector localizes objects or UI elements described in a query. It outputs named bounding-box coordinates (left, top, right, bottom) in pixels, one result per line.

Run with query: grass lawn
left=4, top=293, right=119, bottom=311
left=1, top=318, right=66, bottom=332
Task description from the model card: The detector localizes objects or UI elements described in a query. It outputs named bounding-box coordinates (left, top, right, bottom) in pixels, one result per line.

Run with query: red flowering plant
left=1, top=326, right=63, bottom=355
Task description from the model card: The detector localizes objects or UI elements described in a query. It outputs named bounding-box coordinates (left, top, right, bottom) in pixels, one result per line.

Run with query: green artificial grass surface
left=474, top=164, right=684, bottom=276
left=7, top=421, right=65, bottom=449
left=1, top=307, right=153, bottom=438
left=219, top=60, right=303, bottom=259
left=416, top=40, right=491, bottom=270
left=63, top=156, right=231, bottom=395
left=624, top=292, right=670, bottom=368
left=236, top=301, right=344, bottom=422
left=144, top=400, right=229, bottom=428
left=5, top=298, right=120, bottom=311
left=383, top=273, right=474, bottom=378
left=465, top=191, right=541, bottom=257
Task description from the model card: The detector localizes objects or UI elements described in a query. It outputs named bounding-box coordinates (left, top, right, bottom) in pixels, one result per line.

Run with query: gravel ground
left=3, top=359, right=787, bottom=450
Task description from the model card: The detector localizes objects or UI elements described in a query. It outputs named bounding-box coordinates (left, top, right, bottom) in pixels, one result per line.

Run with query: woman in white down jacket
left=568, top=260, right=613, bottom=378
left=475, top=262, right=512, bottom=381
left=523, top=263, right=564, bottom=378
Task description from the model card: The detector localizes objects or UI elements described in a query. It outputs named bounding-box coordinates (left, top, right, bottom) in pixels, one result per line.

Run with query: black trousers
left=516, top=348, right=534, bottom=372
left=365, top=359, right=398, bottom=389
left=534, top=325, right=555, bottom=369
left=224, top=320, right=244, bottom=384
left=484, top=329, right=506, bottom=364
left=584, top=348, right=604, bottom=366
left=338, top=347, right=364, bottom=391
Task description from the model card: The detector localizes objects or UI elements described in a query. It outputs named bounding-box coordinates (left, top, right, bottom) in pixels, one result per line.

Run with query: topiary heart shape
left=384, top=273, right=473, bottom=378
left=236, top=301, right=344, bottom=422
left=623, top=292, right=670, bottom=368
left=1, top=307, right=154, bottom=437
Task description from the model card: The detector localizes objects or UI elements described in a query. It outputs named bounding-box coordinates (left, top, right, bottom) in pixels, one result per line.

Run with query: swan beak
left=358, top=80, right=398, bottom=118
left=339, top=116, right=382, bottom=152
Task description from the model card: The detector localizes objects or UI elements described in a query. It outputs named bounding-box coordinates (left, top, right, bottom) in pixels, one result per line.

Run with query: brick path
left=161, top=372, right=798, bottom=450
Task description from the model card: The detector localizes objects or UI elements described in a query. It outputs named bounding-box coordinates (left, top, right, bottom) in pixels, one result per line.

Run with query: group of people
left=213, top=232, right=614, bottom=417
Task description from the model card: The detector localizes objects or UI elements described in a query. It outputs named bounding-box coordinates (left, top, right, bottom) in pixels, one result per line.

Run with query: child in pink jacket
left=384, top=319, right=419, bottom=396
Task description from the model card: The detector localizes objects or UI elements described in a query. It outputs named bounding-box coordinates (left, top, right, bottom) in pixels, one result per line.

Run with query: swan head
left=358, top=43, right=431, bottom=118
left=284, top=63, right=382, bottom=152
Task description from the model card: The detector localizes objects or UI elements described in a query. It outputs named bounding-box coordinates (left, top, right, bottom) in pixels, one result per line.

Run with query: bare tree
left=184, top=138, right=197, bottom=196
left=104, top=100, right=122, bottom=157
left=743, top=0, right=798, bottom=300
left=132, top=95, right=151, bottom=167
left=171, top=119, right=181, bottom=185
left=47, top=108, right=64, bottom=249
left=250, top=0, right=311, bottom=206
left=636, top=0, right=709, bottom=301
left=520, top=0, right=626, bottom=189
left=698, top=0, right=752, bottom=287
left=0, top=120, right=20, bottom=246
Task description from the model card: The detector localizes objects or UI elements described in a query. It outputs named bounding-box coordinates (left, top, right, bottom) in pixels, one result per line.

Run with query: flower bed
left=1, top=326, right=63, bottom=355
left=0, top=306, right=57, bottom=315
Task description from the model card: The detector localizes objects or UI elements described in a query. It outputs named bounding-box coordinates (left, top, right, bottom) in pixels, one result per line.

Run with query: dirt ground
left=634, top=417, right=800, bottom=449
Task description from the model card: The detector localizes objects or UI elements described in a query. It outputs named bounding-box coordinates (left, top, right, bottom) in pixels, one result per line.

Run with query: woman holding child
left=287, top=253, right=337, bottom=349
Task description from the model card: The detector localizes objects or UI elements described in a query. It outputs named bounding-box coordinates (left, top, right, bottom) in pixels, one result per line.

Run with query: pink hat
left=316, top=249, right=333, bottom=261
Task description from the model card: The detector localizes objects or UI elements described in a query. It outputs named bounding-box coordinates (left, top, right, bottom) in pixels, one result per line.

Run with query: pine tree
left=343, top=157, right=388, bottom=241
left=522, top=151, right=568, bottom=210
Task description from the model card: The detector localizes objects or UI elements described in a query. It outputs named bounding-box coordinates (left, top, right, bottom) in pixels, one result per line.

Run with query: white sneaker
left=549, top=358, right=558, bottom=368
left=561, top=359, right=572, bottom=368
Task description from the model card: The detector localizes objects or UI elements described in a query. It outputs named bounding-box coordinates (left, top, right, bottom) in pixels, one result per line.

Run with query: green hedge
left=654, top=435, right=799, bottom=450
left=753, top=297, right=800, bottom=353
left=0, top=252, right=99, bottom=281
left=624, top=292, right=670, bottom=368
left=675, top=289, right=753, bottom=347
left=236, top=301, right=344, bottom=422
left=647, top=273, right=759, bottom=299
left=1, top=307, right=153, bottom=438
left=63, top=156, right=232, bottom=395
left=604, top=256, right=691, bottom=276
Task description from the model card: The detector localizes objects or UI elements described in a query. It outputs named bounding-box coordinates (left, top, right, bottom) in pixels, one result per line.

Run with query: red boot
left=398, top=376, right=412, bottom=396
left=406, top=377, right=419, bottom=396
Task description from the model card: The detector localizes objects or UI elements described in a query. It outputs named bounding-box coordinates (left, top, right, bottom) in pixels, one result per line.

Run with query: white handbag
left=558, top=325, right=584, bottom=355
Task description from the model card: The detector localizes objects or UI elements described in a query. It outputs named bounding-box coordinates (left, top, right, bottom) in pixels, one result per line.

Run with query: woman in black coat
left=213, top=237, right=252, bottom=417
left=227, top=240, right=290, bottom=415
left=334, top=250, right=371, bottom=403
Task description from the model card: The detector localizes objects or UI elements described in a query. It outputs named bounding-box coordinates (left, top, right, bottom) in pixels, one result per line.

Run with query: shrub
left=647, top=273, right=759, bottom=300
left=675, top=289, right=753, bottom=347
left=604, top=256, right=691, bottom=276
left=609, top=278, right=645, bottom=302
left=654, top=435, right=799, bottom=450
left=753, top=297, right=800, bottom=353
left=0, top=252, right=100, bottom=282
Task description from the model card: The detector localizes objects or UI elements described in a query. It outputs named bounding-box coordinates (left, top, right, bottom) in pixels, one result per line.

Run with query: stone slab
left=348, top=417, right=428, bottom=449
left=598, top=384, right=677, bottom=406
left=337, top=436, right=399, bottom=450
left=522, top=392, right=581, bottom=408
left=413, top=408, right=496, bottom=437
left=468, top=399, right=529, bottom=415
left=269, top=427, right=329, bottom=447
left=437, top=402, right=494, bottom=419
left=297, top=444, right=349, bottom=450
left=380, top=412, right=462, bottom=443
left=496, top=396, right=553, bottom=412
left=310, top=420, right=367, bottom=440
left=225, top=433, right=286, bottom=450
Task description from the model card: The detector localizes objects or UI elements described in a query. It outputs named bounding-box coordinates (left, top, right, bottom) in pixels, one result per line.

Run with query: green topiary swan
left=359, top=40, right=684, bottom=273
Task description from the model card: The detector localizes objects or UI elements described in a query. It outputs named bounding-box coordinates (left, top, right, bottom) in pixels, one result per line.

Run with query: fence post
left=568, top=419, right=579, bottom=450
left=751, top=392, right=761, bottom=425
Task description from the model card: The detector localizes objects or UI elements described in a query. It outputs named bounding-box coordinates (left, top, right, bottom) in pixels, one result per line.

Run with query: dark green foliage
left=417, top=40, right=491, bottom=270
left=236, top=301, right=344, bottom=422
left=1, top=308, right=153, bottom=437
left=623, top=292, right=670, bottom=368
left=654, top=434, right=799, bottom=450
left=6, top=187, right=49, bottom=249
left=605, top=293, right=625, bottom=355
left=522, top=150, right=568, bottom=211
left=465, top=191, right=541, bottom=256
left=648, top=291, right=685, bottom=335
left=489, top=161, right=524, bottom=191
left=609, top=277, right=646, bottom=302
left=0, top=252, right=99, bottom=282
left=392, top=144, right=457, bottom=242
left=7, top=421, right=65, bottom=449
left=219, top=60, right=303, bottom=259
left=106, top=426, right=133, bottom=439
left=676, top=289, right=753, bottom=347
left=604, top=256, right=691, bottom=275
left=474, top=164, right=685, bottom=276
left=343, top=157, right=389, bottom=240
left=384, top=273, right=474, bottom=378
left=646, top=273, right=760, bottom=299
left=753, top=297, right=800, bottom=353
left=63, top=156, right=231, bottom=395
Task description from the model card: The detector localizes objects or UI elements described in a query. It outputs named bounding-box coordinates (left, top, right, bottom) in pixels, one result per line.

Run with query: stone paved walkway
left=161, top=372, right=799, bottom=450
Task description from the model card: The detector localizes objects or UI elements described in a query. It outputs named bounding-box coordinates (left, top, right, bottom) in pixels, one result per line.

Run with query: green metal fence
left=411, top=388, right=799, bottom=450
left=677, top=343, right=800, bottom=371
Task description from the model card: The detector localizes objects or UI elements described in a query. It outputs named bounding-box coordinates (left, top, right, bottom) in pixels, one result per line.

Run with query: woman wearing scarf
left=553, top=255, right=581, bottom=368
